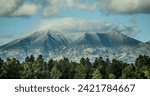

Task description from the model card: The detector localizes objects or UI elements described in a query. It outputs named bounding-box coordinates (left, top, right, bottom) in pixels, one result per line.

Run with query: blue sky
left=0, top=0, right=150, bottom=45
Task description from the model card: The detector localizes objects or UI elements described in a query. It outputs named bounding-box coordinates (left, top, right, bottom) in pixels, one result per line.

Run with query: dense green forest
left=0, top=55, right=150, bottom=79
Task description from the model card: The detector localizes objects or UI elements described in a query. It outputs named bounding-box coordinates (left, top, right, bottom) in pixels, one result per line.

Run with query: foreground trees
left=0, top=55, right=150, bottom=79
left=0, top=58, right=22, bottom=79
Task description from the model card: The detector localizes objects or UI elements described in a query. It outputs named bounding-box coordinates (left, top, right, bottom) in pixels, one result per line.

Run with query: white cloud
left=76, top=2, right=97, bottom=11
left=1, top=0, right=150, bottom=17
left=0, top=0, right=25, bottom=16
left=33, top=17, right=140, bottom=38
left=42, top=0, right=150, bottom=16
left=43, top=0, right=67, bottom=16
left=0, top=0, right=38, bottom=17
left=113, top=23, right=140, bottom=36
left=97, top=0, right=150, bottom=14
left=11, top=3, right=38, bottom=16
left=33, top=17, right=112, bottom=32
left=43, top=0, right=97, bottom=16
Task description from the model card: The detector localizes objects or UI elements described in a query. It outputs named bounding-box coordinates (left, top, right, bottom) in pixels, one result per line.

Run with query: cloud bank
left=113, top=23, right=140, bottom=36
left=0, top=0, right=38, bottom=17
left=11, top=3, right=38, bottom=16
left=43, top=0, right=97, bottom=16
left=97, top=0, right=150, bottom=14
left=0, top=0, right=25, bottom=16
left=33, top=17, right=140, bottom=37
left=1, top=0, right=150, bottom=17
left=33, top=17, right=112, bottom=32
left=0, top=0, right=97, bottom=17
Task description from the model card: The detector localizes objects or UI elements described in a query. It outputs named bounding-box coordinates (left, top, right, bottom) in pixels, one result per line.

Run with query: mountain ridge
left=0, top=31, right=69, bottom=51
left=0, top=30, right=149, bottom=63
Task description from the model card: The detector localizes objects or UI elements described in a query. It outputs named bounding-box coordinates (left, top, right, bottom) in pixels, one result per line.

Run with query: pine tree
left=92, top=68, right=102, bottom=79
left=110, top=59, right=126, bottom=79
left=93, top=57, right=108, bottom=78
left=108, top=73, right=116, bottom=79
left=121, top=64, right=135, bottom=79
left=32, top=55, right=49, bottom=79
left=0, top=58, right=4, bottom=78
left=1, top=58, right=22, bottom=79
left=51, top=65, right=62, bottom=79
left=74, top=57, right=91, bottom=79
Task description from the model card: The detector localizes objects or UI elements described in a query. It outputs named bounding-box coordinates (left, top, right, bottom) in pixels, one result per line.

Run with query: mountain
left=0, top=30, right=150, bottom=63
left=63, top=31, right=149, bottom=63
left=0, top=31, right=69, bottom=60
left=70, top=31, right=141, bottom=47
left=0, top=31, right=68, bottom=50
left=146, top=40, right=150, bottom=45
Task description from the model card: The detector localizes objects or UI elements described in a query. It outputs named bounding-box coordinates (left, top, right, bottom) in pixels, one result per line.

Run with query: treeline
left=0, top=55, right=150, bottom=79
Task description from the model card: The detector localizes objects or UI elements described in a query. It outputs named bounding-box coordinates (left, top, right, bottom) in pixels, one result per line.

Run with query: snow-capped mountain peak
left=0, top=30, right=149, bottom=63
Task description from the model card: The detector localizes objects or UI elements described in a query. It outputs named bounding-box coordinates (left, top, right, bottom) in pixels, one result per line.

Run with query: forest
left=0, top=55, right=150, bottom=79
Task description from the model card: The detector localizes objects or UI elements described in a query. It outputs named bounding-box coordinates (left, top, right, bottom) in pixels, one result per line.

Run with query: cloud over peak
left=33, top=17, right=140, bottom=37
left=33, top=17, right=112, bottom=32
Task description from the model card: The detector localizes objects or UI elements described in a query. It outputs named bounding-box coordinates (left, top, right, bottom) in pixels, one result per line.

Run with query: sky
left=0, top=0, right=150, bottom=45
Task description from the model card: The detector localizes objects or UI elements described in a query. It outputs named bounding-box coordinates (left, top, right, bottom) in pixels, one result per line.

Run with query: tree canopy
left=0, top=55, right=150, bottom=79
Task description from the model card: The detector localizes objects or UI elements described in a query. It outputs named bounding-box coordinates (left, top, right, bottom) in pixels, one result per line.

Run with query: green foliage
left=32, top=55, right=50, bottom=79
left=93, top=57, right=108, bottom=78
left=0, top=55, right=150, bottom=79
left=108, top=73, right=116, bottom=79
left=0, top=58, right=22, bottom=79
left=121, top=64, right=135, bottom=79
left=51, top=58, right=72, bottom=79
left=109, top=59, right=126, bottom=79
left=74, top=57, right=92, bottom=79
left=92, top=68, right=102, bottom=79
left=0, top=58, right=4, bottom=78
left=51, top=65, right=61, bottom=79
left=135, top=55, right=150, bottom=69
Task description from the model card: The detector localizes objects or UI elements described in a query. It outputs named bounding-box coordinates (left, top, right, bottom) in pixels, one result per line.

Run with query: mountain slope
left=0, top=31, right=69, bottom=60
left=62, top=31, right=148, bottom=63
left=0, top=31, right=68, bottom=50
left=70, top=31, right=142, bottom=48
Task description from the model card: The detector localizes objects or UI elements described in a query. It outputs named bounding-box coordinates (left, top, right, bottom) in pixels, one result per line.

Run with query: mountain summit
left=0, top=31, right=69, bottom=50
left=0, top=31, right=149, bottom=62
left=0, top=31, right=69, bottom=60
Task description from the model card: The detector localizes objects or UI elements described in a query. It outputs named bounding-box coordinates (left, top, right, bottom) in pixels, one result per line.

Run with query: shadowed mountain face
left=0, top=31, right=69, bottom=51
left=0, top=31, right=69, bottom=60
left=0, top=30, right=149, bottom=63
left=71, top=31, right=141, bottom=48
